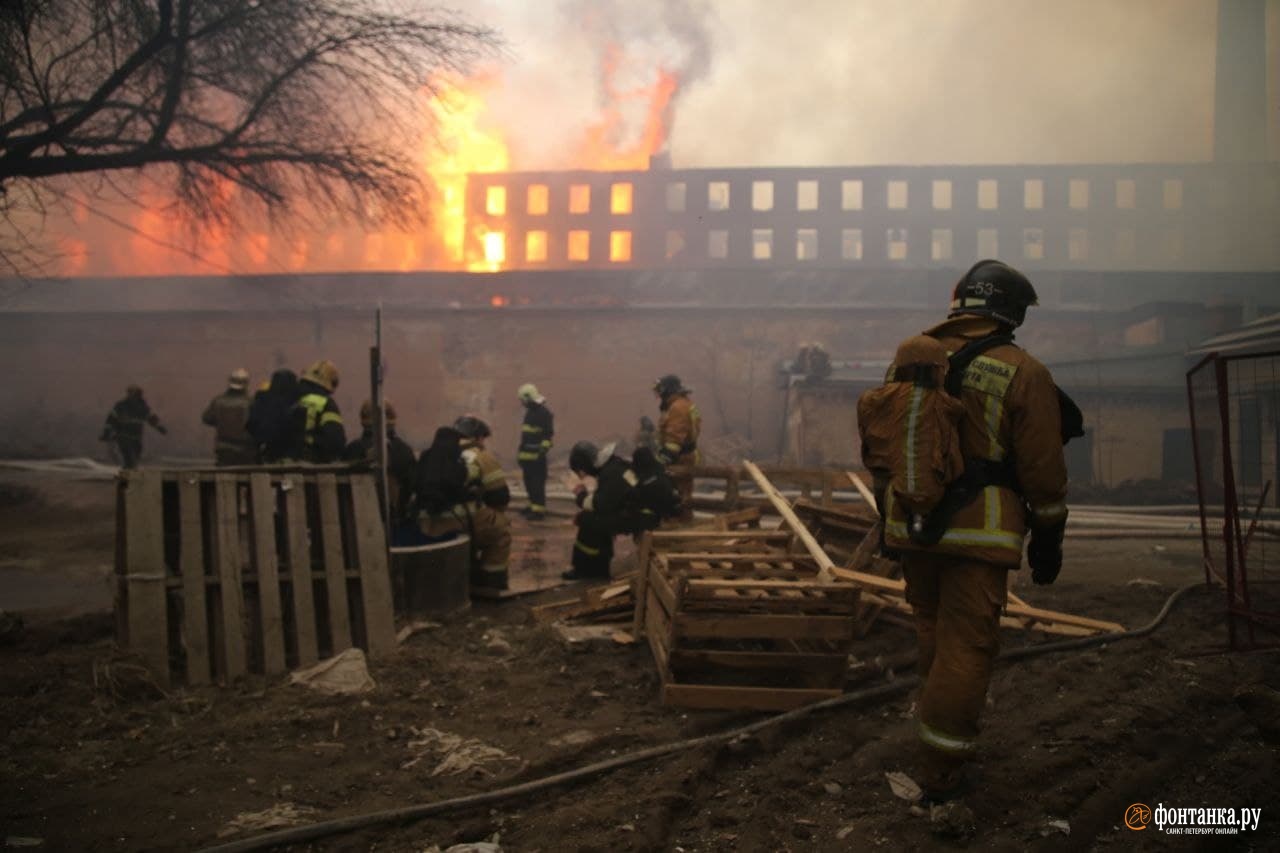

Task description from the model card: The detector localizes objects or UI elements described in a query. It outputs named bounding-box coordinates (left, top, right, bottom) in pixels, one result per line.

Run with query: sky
left=470, top=0, right=1275, bottom=169
left=12, top=0, right=1280, bottom=277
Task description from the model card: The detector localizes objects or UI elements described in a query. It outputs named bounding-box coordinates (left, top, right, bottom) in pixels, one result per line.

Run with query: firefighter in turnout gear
left=654, top=374, right=700, bottom=522
left=455, top=415, right=512, bottom=592
left=345, top=399, right=419, bottom=544
left=100, top=385, right=167, bottom=469
left=293, top=360, right=346, bottom=463
left=516, top=383, right=554, bottom=520
left=563, top=440, right=643, bottom=581
left=863, top=259, right=1069, bottom=803
left=202, top=368, right=256, bottom=465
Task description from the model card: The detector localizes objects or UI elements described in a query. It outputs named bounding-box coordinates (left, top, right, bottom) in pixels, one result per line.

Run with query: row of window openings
left=484, top=227, right=1175, bottom=264
left=484, top=177, right=1212, bottom=217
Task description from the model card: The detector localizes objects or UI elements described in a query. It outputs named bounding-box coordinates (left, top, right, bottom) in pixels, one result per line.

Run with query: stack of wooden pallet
left=115, top=468, right=396, bottom=686
left=633, top=528, right=859, bottom=711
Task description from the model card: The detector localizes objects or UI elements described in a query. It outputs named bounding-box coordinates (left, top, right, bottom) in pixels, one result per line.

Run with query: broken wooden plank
left=125, top=471, right=169, bottom=686
left=214, top=474, right=247, bottom=681
left=743, top=460, right=837, bottom=582
left=282, top=477, right=318, bottom=668
left=675, top=612, right=854, bottom=641
left=178, top=477, right=210, bottom=685
left=316, top=473, right=352, bottom=652
left=249, top=474, right=286, bottom=676
left=350, top=475, right=396, bottom=658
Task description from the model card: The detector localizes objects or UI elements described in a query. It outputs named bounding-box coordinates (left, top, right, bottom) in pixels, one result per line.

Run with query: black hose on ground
left=200, top=582, right=1206, bottom=853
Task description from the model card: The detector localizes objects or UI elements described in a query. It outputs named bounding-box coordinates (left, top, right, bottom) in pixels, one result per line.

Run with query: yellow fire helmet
left=302, top=360, right=340, bottom=393
left=517, top=383, right=544, bottom=404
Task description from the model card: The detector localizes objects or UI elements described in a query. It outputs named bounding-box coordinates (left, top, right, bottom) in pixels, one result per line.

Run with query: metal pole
left=370, top=305, right=390, bottom=542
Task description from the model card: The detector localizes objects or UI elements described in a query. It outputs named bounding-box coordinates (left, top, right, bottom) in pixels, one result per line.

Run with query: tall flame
left=423, top=74, right=510, bottom=271
left=575, top=43, right=679, bottom=171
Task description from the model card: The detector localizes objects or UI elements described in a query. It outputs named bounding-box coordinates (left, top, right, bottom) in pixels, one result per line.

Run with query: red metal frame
left=1187, top=348, right=1280, bottom=649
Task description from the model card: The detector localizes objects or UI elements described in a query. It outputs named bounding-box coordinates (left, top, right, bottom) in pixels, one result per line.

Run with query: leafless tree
left=0, top=0, right=500, bottom=273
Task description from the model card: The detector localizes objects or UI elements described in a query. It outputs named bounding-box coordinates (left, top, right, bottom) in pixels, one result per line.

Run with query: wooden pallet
left=641, top=546, right=859, bottom=711
left=115, top=469, right=396, bottom=686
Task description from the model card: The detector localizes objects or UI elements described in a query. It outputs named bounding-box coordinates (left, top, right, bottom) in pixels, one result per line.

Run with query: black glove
left=155, top=424, right=168, bottom=435
left=1027, top=522, right=1065, bottom=585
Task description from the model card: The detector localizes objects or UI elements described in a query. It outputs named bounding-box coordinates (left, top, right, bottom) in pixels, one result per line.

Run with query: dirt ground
left=2, top=471, right=1279, bottom=852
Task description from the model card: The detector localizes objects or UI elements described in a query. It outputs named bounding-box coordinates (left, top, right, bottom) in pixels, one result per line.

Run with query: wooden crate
left=639, top=541, right=859, bottom=711
left=114, top=469, right=396, bottom=686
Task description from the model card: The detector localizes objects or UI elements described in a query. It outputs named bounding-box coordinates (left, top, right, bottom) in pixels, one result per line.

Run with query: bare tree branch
left=0, top=0, right=502, bottom=272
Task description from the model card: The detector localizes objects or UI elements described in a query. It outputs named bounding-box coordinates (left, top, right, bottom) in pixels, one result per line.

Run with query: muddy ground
left=2, top=471, right=1278, bottom=852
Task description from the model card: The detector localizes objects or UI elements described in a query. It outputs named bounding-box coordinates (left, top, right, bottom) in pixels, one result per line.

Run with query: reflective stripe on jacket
left=517, top=402, right=554, bottom=462
left=297, top=391, right=344, bottom=463
left=883, top=316, right=1068, bottom=567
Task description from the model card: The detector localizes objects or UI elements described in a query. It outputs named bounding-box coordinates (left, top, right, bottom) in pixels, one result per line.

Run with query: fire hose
left=200, top=581, right=1206, bottom=853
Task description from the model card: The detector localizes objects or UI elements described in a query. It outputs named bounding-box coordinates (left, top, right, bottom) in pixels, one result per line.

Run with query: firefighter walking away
left=857, top=259, right=1072, bottom=804
left=100, top=384, right=167, bottom=469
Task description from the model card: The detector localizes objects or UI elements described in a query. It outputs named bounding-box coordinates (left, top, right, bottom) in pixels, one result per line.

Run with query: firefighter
left=879, top=260, right=1068, bottom=802
left=201, top=368, right=256, bottom=466
left=246, top=368, right=299, bottom=463
left=415, top=425, right=469, bottom=541
left=100, top=385, right=167, bottom=469
left=563, top=440, right=643, bottom=581
left=293, top=360, right=345, bottom=463
left=653, top=374, right=700, bottom=522
left=516, top=383, right=554, bottom=520
left=455, top=415, right=512, bottom=592
left=345, top=399, right=418, bottom=544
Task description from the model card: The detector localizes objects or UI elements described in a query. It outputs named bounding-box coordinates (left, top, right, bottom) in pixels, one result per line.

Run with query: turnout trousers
left=571, top=512, right=615, bottom=579
left=519, top=457, right=548, bottom=513
left=902, top=552, right=1008, bottom=769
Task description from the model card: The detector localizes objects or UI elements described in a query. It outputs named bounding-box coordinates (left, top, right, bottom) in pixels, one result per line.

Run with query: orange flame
left=422, top=74, right=510, bottom=271
left=574, top=43, right=679, bottom=171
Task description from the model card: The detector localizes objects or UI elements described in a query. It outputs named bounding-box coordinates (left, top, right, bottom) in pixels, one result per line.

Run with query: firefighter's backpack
left=857, top=334, right=968, bottom=518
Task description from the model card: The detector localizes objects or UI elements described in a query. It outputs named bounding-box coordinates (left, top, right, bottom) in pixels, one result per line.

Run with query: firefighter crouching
left=455, top=415, right=512, bottom=592
left=415, top=425, right=470, bottom=541
left=516, top=383, right=554, bottom=520
left=653, top=374, right=700, bottom=523
left=294, top=360, right=346, bottom=463
left=563, top=440, right=645, bottom=582
left=859, top=259, right=1069, bottom=803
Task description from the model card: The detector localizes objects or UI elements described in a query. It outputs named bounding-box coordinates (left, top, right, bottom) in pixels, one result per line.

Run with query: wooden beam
left=282, top=476, right=318, bottom=668
left=178, top=477, right=210, bottom=685
left=124, top=471, right=169, bottom=686
left=213, top=475, right=246, bottom=682
left=316, top=474, right=352, bottom=652
left=743, top=461, right=837, bottom=582
left=844, top=470, right=877, bottom=508
left=248, top=474, right=286, bottom=676
left=350, top=474, right=396, bottom=658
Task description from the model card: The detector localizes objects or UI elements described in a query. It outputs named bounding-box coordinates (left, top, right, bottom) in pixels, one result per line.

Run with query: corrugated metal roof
left=1188, top=312, right=1280, bottom=356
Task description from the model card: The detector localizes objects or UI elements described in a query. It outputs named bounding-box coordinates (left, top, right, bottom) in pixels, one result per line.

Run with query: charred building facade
left=464, top=161, right=1280, bottom=276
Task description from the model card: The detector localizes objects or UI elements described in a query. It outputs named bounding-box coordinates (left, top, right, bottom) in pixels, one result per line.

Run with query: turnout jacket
left=517, top=401, right=554, bottom=462
left=881, top=316, right=1069, bottom=567
left=657, top=394, right=700, bottom=465
left=576, top=456, right=640, bottom=531
left=293, top=379, right=345, bottom=463
left=202, top=389, right=253, bottom=456
left=462, top=446, right=511, bottom=509
left=104, top=396, right=162, bottom=444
